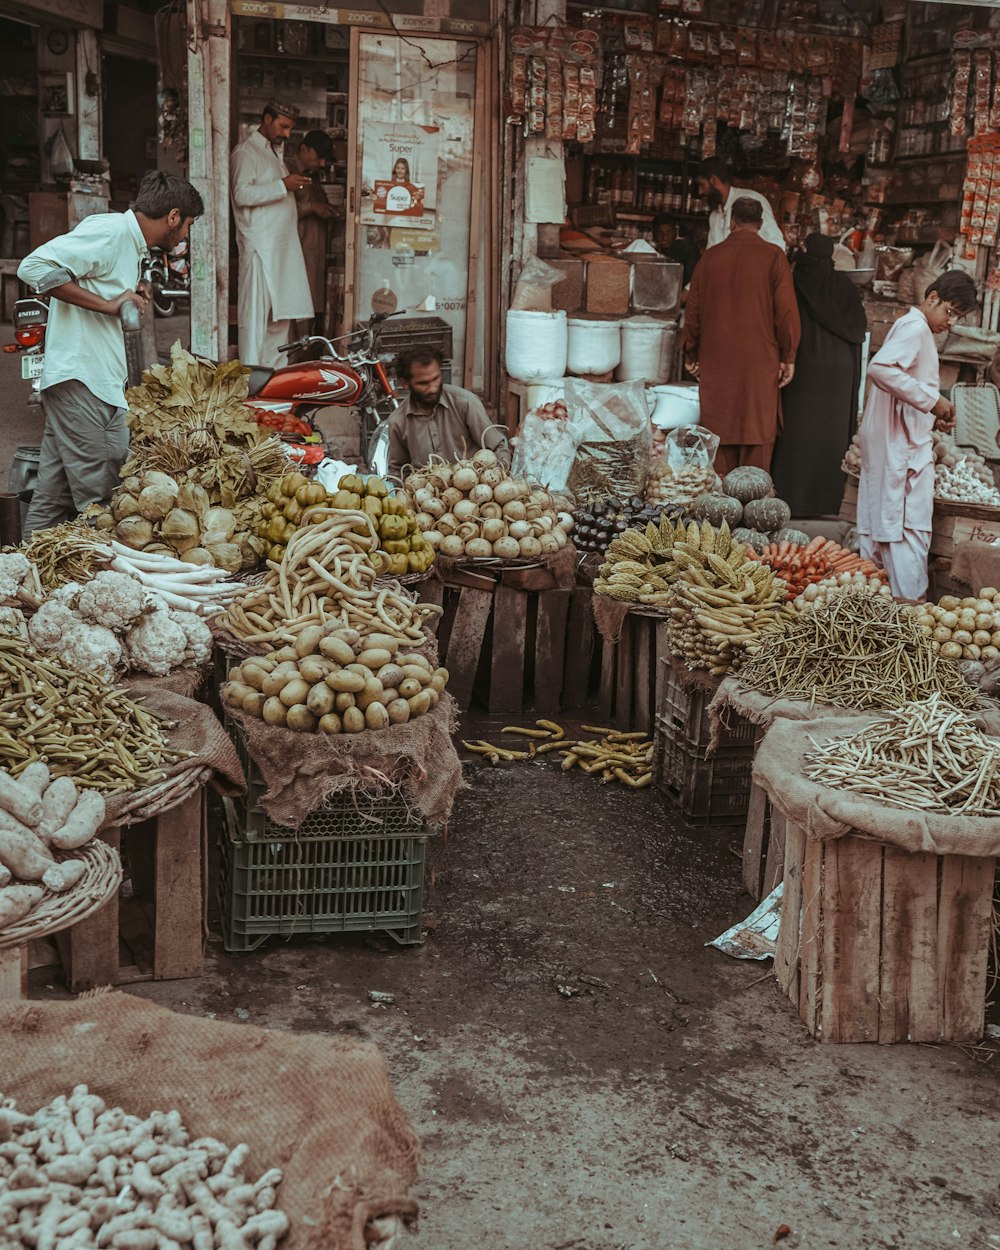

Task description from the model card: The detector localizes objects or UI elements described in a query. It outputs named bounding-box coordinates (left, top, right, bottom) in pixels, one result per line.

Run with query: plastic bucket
left=8, top=445, right=40, bottom=532
left=616, top=317, right=677, bottom=383
left=505, top=309, right=568, bottom=382
left=566, top=317, right=621, bottom=375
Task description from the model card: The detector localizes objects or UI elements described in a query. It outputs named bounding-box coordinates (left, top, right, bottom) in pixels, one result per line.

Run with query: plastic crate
left=656, top=660, right=756, bottom=753
left=368, top=314, right=454, bottom=361
left=219, top=798, right=429, bottom=952
left=227, top=715, right=423, bottom=844
left=652, top=714, right=755, bottom=825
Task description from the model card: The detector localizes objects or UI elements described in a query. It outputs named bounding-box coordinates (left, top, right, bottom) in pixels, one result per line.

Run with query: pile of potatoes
left=909, top=589, right=1000, bottom=662
left=222, top=622, right=448, bottom=734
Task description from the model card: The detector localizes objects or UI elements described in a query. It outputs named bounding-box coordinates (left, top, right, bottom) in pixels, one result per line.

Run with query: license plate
left=21, top=355, right=43, bottom=380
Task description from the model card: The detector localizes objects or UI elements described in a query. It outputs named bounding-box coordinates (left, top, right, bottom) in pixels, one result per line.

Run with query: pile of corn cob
left=463, top=721, right=653, bottom=788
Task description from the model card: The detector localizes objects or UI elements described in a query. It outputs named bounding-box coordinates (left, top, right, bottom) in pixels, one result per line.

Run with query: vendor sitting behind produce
left=857, top=269, right=978, bottom=602
left=652, top=215, right=698, bottom=286
left=387, top=348, right=510, bottom=483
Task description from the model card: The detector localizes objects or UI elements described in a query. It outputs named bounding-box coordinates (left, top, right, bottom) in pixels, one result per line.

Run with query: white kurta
left=857, top=307, right=941, bottom=600
left=707, top=187, right=786, bottom=251
left=230, top=130, right=313, bottom=365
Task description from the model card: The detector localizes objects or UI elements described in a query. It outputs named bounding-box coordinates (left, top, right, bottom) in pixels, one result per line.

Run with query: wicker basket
left=0, top=841, right=122, bottom=951
left=110, top=766, right=213, bottom=828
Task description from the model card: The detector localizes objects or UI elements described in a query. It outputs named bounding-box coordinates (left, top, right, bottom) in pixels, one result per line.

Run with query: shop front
left=186, top=0, right=500, bottom=402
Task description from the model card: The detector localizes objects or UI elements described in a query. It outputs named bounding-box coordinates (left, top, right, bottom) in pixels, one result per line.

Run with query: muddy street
left=40, top=744, right=999, bottom=1250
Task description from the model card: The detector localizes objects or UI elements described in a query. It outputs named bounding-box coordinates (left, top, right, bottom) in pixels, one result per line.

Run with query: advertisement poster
left=360, top=121, right=440, bottom=230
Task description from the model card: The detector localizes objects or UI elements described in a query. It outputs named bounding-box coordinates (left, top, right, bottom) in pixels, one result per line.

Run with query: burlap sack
left=0, top=993, right=419, bottom=1250
left=104, top=687, right=245, bottom=826
left=230, top=694, right=463, bottom=830
left=950, top=541, right=996, bottom=596
left=754, top=714, right=1000, bottom=856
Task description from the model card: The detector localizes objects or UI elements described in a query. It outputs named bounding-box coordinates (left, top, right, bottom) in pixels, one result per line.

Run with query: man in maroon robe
left=681, top=197, right=800, bottom=476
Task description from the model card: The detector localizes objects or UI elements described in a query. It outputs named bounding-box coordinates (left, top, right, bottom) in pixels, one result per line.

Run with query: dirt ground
left=4, top=321, right=1000, bottom=1249
left=27, top=742, right=1000, bottom=1250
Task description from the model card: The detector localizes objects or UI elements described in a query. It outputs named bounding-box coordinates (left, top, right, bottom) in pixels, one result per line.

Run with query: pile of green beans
left=0, top=638, right=188, bottom=791
left=736, top=591, right=977, bottom=711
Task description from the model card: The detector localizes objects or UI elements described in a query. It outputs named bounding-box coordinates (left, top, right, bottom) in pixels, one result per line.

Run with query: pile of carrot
left=746, top=537, right=887, bottom=600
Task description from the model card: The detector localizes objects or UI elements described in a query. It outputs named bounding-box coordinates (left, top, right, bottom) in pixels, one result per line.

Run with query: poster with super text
left=360, top=121, right=440, bottom=230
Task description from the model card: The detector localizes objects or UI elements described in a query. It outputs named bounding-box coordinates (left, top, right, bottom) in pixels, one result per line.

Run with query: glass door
left=349, top=32, right=481, bottom=386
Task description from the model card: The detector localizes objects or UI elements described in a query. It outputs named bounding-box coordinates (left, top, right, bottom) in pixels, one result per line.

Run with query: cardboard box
left=548, top=257, right=585, bottom=313
left=585, top=256, right=630, bottom=316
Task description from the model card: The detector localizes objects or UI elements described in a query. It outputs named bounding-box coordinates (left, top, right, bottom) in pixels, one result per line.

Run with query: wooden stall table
left=0, top=842, right=121, bottom=1000
left=755, top=715, right=998, bottom=1044
left=57, top=768, right=212, bottom=992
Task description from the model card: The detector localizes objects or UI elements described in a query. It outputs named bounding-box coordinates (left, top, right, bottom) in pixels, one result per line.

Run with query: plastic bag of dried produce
left=511, top=406, right=579, bottom=491
left=564, top=378, right=651, bottom=501
left=646, top=423, right=722, bottom=509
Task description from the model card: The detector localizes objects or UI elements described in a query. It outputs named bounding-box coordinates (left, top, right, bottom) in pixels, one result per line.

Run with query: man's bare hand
left=106, top=288, right=148, bottom=316
left=778, top=362, right=795, bottom=388
left=283, top=173, right=312, bottom=193
left=685, top=358, right=700, bottom=379
left=932, top=395, right=955, bottom=423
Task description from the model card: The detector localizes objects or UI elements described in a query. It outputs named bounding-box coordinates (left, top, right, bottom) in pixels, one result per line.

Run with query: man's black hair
left=302, top=130, right=333, bottom=162
left=699, top=157, right=732, bottom=184
left=652, top=213, right=675, bottom=231
left=134, top=171, right=204, bottom=221
left=925, top=269, right=978, bottom=310
left=396, top=346, right=444, bottom=380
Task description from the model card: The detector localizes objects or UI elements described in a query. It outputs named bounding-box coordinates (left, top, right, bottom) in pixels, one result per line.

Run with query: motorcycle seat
left=246, top=366, right=275, bottom=397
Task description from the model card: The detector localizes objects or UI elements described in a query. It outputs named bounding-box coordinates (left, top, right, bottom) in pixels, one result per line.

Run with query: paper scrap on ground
left=709, top=885, right=783, bottom=960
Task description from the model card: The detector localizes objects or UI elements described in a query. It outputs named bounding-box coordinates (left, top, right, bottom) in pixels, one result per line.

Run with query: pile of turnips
left=402, top=450, right=574, bottom=560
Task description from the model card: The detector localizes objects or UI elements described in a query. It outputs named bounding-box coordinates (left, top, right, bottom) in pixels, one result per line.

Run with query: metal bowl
left=845, top=267, right=876, bottom=286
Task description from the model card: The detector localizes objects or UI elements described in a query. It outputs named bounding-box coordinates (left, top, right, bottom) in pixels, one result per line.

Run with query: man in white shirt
left=697, top=158, right=786, bottom=252
left=17, top=170, right=203, bottom=538
left=230, top=101, right=314, bottom=367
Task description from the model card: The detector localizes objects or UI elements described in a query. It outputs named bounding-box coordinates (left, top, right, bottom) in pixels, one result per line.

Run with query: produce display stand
left=57, top=771, right=211, bottom=992
left=0, top=841, right=122, bottom=1000
left=775, top=821, right=995, bottom=1044
left=597, top=608, right=665, bottom=737
left=424, top=559, right=595, bottom=715
left=930, top=499, right=1000, bottom=560
left=755, top=720, right=999, bottom=1045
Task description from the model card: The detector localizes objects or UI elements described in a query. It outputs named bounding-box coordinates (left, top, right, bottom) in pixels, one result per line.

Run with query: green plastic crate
left=219, top=797, right=429, bottom=952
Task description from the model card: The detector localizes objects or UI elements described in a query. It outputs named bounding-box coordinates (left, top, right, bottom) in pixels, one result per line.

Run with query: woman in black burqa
left=771, top=233, right=868, bottom=517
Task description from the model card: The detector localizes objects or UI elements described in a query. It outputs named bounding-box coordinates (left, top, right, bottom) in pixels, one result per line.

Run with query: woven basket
left=111, top=766, right=212, bottom=828
left=0, top=840, right=122, bottom=951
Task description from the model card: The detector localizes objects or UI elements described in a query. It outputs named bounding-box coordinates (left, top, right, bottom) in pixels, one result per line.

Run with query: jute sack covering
left=711, top=676, right=1000, bottom=745
left=754, top=714, right=1000, bottom=856
left=104, top=687, right=245, bottom=827
left=0, top=992, right=419, bottom=1250
left=950, top=541, right=995, bottom=597
left=592, top=594, right=630, bottom=645
left=230, top=694, right=463, bottom=829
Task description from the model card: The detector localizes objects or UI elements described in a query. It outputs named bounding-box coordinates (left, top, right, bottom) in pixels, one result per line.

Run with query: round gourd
left=772, top=526, right=810, bottom=546
left=722, top=466, right=775, bottom=504
left=732, top=527, right=769, bottom=553
left=691, top=493, right=744, bottom=527
left=742, top=496, right=792, bottom=533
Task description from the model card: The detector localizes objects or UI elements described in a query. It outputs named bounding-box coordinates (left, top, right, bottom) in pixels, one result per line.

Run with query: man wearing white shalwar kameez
left=230, top=102, right=314, bottom=367
left=857, top=272, right=978, bottom=601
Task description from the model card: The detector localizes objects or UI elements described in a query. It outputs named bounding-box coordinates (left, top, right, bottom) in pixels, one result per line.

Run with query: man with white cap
left=230, top=101, right=314, bottom=366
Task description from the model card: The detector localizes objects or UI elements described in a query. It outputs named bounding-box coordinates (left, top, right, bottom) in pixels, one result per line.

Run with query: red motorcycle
left=246, top=311, right=403, bottom=470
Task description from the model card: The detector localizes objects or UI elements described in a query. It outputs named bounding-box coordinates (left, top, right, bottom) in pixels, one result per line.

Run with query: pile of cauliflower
left=28, top=569, right=213, bottom=681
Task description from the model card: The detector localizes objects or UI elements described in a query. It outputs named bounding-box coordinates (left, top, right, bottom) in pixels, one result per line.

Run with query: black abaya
left=771, top=236, right=866, bottom=518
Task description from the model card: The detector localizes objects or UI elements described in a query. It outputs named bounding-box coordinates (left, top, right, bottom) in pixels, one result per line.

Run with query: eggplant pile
left=571, top=496, right=681, bottom=555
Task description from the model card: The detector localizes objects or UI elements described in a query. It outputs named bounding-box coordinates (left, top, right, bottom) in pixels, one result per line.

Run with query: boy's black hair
left=134, top=171, right=204, bottom=221
left=925, top=269, right=978, bottom=310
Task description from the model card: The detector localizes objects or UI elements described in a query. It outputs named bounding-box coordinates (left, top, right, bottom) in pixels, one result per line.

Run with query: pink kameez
left=857, top=308, right=941, bottom=601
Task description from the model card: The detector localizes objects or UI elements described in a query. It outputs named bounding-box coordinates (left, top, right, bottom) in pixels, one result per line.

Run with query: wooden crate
left=775, top=822, right=996, bottom=1044
left=431, top=570, right=596, bottom=714
left=597, top=611, right=667, bottom=737
left=931, top=506, right=1000, bottom=560
left=742, top=782, right=787, bottom=901
left=57, top=791, right=206, bottom=991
